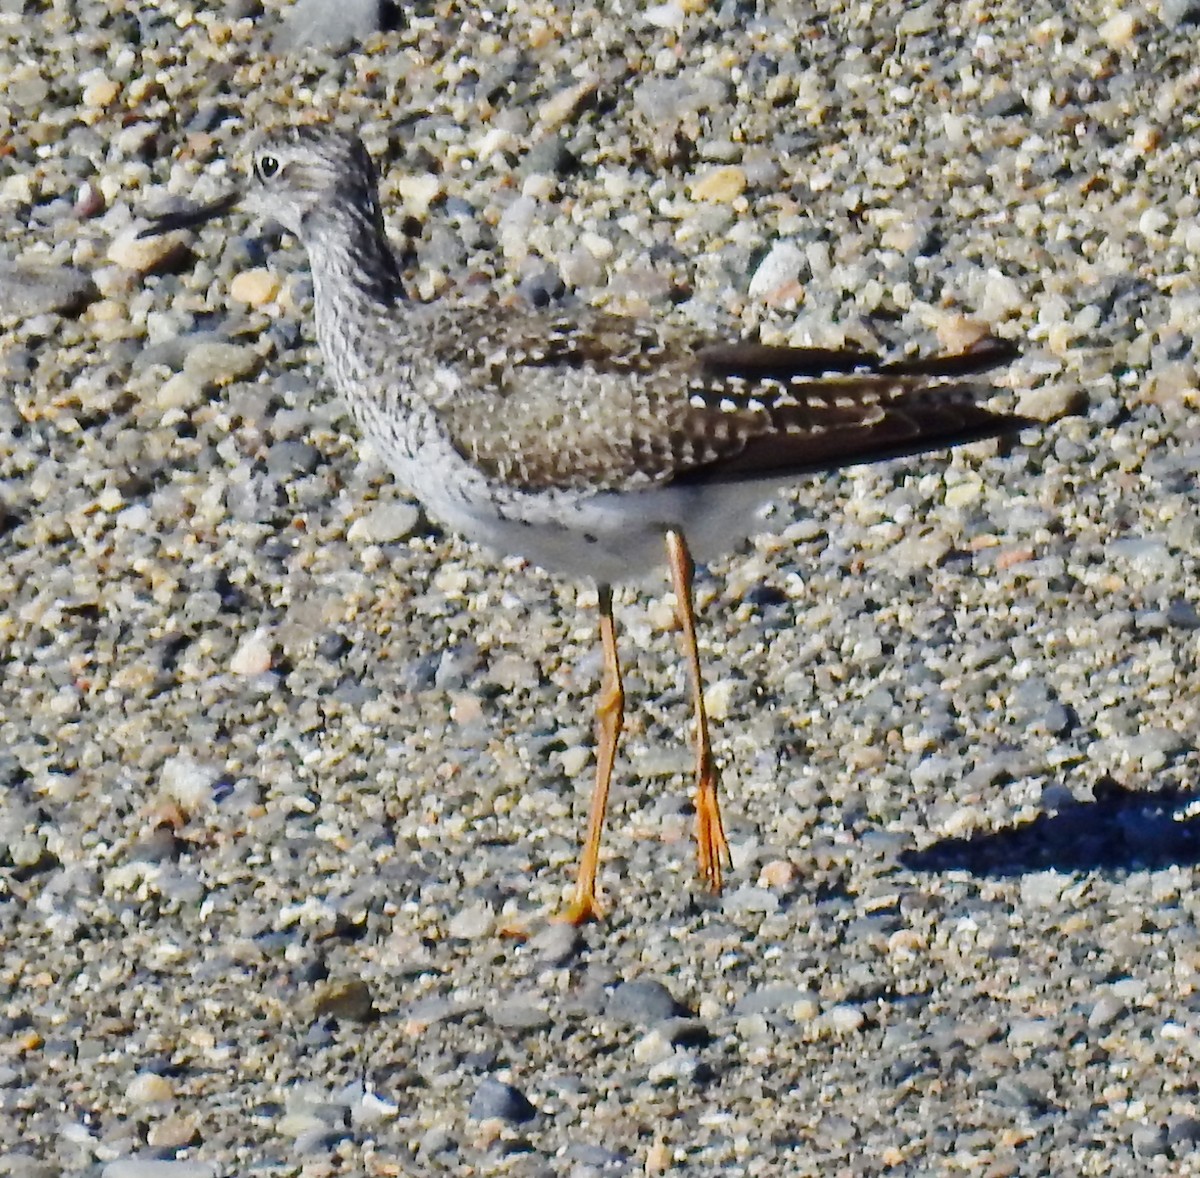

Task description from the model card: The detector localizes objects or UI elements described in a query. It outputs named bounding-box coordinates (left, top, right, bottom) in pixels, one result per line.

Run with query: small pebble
left=827, top=1005, right=866, bottom=1034
left=352, top=1090, right=401, bottom=1126
left=721, top=885, right=778, bottom=914
left=747, top=242, right=804, bottom=302
left=735, top=984, right=808, bottom=1015
left=347, top=502, right=421, bottom=544
left=647, top=1051, right=698, bottom=1084
left=1131, top=1122, right=1170, bottom=1159
left=645, top=1139, right=672, bottom=1175
left=230, top=629, right=274, bottom=675
left=101, top=1164, right=216, bottom=1178
left=182, top=340, right=261, bottom=387
left=146, top=1116, right=199, bottom=1148
left=398, top=173, right=441, bottom=217
left=1099, top=10, right=1138, bottom=49
left=126, top=1072, right=174, bottom=1104
left=489, top=998, right=551, bottom=1031
left=897, top=2, right=938, bottom=34
left=274, top=0, right=388, bottom=49
left=155, top=373, right=203, bottom=411
left=0, top=263, right=95, bottom=319
left=448, top=903, right=495, bottom=939
left=467, top=1079, right=536, bottom=1124
left=689, top=165, right=747, bottom=203
left=606, top=980, right=687, bottom=1026
left=702, top=678, right=737, bottom=721
left=530, top=921, right=583, bottom=966
left=1088, top=994, right=1125, bottom=1029
left=757, top=859, right=797, bottom=889
left=559, top=744, right=590, bottom=777
left=632, top=1029, right=674, bottom=1065
left=107, top=232, right=185, bottom=274
left=75, top=180, right=106, bottom=218
left=944, top=478, right=983, bottom=508
left=229, top=267, right=280, bottom=306
left=313, top=979, right=375, bottom=1022
left=538, top=76, right=598, bottom=128
left=81, top=74, right=120, bottom=108
left=643, top=1, right=685, bottom=29
left=160, top=754, right=218, bottom=812
left=933, top=316, right=991, bottom=355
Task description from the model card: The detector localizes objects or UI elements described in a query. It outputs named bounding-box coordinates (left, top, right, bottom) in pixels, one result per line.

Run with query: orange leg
left=560, top=583, right=624, bottom=925
left=665, top=529, right=731, bottom=893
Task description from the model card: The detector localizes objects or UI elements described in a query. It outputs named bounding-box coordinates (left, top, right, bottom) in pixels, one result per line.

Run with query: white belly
left=359, top=406, right=782, bottom=585
left=494, top=482, right=782, bottom=584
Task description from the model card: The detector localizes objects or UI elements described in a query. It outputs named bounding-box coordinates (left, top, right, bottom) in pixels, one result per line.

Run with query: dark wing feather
left=697, top=343, right=878, bottom=380
left=879, top=336, right=1020, bottom=378
left=674, top=334, right=1029, bottom=485
left=671, top=376, right=1032, bottom=486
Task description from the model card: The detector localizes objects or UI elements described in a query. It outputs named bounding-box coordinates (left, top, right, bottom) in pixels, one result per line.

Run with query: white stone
left=230, top=629, right=274, bottom=676
left=827, top=1005, right=865, bottom=1034
left=748, top=242, right=804, bottom=301
left=347, top=502, right=421, bottom=544
left=448, top=904, right=494, bottom=939
left=160, top=754, right=217, bottom=811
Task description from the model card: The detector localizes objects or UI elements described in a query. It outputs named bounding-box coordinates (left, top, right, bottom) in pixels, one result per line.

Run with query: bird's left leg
left=665, top=529, right=730, bottom=892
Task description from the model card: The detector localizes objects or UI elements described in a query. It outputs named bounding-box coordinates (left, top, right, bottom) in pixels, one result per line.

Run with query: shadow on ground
left=901, top=777, right=1200, bottom=877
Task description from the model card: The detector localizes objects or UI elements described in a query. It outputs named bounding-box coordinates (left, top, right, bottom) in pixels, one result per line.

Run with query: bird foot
left=557, top=890, right=605, bottom=926
left=695, top=768, right=730, bottom=893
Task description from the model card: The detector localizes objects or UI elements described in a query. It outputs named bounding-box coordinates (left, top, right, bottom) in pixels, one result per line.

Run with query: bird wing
left=420, top=306, right=1027, bottom=492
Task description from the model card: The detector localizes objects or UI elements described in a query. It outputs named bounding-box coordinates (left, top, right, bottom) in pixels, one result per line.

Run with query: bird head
left=140, top=125, right=383, bottom=244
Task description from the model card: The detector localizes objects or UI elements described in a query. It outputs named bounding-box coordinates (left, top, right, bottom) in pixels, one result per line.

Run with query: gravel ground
left=2, top=1, right=1200, bottom=1174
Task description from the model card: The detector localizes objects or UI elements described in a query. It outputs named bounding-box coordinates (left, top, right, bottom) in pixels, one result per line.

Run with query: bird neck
left=304, top=197, right=404, bottom=304
left=303, top=202, right=404, bottom=385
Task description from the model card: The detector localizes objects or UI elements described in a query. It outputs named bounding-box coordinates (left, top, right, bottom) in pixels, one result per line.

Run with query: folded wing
left=430, top=309, right=1029, bottom=492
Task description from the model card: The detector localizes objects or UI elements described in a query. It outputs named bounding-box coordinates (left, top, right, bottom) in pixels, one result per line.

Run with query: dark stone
left=521, top=133, right=576, bottom=178
left=468, top=1079, right=536, bottom=1124
left=317, top=632, right=352, bottom=661
left=980, top=90, right=1027, bottom=118
left=1168, top=599, right=1200, bottom=630
left=1167, top=1115, right=1200, bottom=1148
left=313, top=978, right=375, bottom=1022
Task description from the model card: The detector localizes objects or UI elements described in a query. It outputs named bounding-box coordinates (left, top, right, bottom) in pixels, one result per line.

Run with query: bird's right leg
left=560, top=583, right=624, bottom=925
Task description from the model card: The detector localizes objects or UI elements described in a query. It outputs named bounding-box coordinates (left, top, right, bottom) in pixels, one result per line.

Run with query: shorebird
left=141, top=126, right=1031, bottom=923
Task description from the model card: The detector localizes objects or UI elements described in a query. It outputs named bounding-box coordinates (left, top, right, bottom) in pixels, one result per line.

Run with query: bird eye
left=257, top=154, right=280, bottom=180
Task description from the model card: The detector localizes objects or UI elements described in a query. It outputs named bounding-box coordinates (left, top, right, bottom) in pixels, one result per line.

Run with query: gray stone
left=101, top=1163, right=218, bottom=1178
left=605, top=979, right=688, bottom=1026
left=489, top=997, right=552, bottom=1031
left=733, top=984, right=808, bottom=1015
left=0, top=263, right=94, bottom=320
left=1131, top=1122, right=1170, bottom=1158
left=265, top=440, right=323, bottom=477
left=274, top=0, right=394, bottom=50
left=530, top=921, right=582, bottom=966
